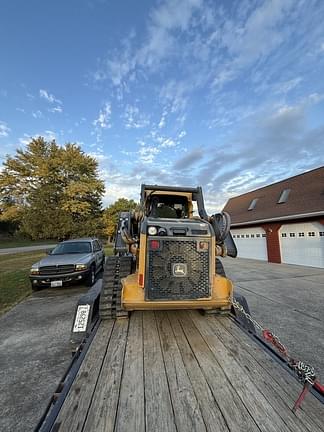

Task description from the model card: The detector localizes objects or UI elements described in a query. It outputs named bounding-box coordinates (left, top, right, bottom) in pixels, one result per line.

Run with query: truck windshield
left=51, top=242, right=92, bottom=254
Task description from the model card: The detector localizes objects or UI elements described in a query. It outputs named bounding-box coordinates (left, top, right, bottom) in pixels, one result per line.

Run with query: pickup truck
left=29, top=238, right=105, bottom=290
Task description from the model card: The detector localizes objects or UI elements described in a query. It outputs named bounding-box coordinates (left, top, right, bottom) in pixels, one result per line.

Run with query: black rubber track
left=99, top=256, right=133, bottom=319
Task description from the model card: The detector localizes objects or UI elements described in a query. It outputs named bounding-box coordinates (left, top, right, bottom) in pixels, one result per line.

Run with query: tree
left=103, top=198, right=137, bottom=239
left=0, top=137, right=105, bottom=239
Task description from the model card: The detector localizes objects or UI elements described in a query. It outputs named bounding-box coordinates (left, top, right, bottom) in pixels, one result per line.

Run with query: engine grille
left=145, top=238, right=210, bottom=300
left=39, top=265, right=75, bottom=275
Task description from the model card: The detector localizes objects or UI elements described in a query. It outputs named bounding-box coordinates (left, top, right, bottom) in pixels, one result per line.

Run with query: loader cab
left=141, top=184, right=208, bottom=220
left=147, top=195, right=189, bottom=219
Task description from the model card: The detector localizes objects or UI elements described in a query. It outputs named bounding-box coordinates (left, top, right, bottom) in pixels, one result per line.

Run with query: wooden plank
left=114, top=312, right=145, bottom=432
left=190, top=311, right=306, bottom=432
left=221, top=317, right=324, bottom=431
left=167, top=311, right=230, bottom=432
left=54, top=320, right=115, bottom=432
left=205, top=315, right=323, bottom=432
left=82, top=318, right=129, bottom=432
left=176, top=311, right=260, bottom=432
left=143, top=311, right=177, bottom=432
left=155, top=311, right=207, bottom=431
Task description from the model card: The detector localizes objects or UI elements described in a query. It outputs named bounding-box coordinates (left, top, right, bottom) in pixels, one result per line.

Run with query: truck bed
left=53, top=311, right=324, bottom=432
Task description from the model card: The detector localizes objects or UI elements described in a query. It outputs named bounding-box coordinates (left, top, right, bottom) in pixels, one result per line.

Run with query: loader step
left=52, top=311, right=324, bottom=432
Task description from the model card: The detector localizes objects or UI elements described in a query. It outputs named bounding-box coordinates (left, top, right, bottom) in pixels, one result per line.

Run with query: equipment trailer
left=36, top=185, right=324, bottom=432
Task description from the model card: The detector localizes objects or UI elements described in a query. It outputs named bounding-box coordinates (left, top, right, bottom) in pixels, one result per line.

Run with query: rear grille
left=146, top=239, right=210, bottom=300
left=39, top=265, right=75, bottom=275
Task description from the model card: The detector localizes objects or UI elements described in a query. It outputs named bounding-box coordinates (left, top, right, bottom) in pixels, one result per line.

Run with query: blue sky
left=1, top=0, right=324, bottom=211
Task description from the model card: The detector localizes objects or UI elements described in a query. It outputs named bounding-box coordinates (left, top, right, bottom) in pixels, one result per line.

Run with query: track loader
left=99, top=184, right=240, bottom=319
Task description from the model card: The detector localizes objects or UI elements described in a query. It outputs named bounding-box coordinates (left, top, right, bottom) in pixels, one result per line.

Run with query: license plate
left=73, top=305, right=90, bottom=332
left=51, top=280, right=63, bottom=287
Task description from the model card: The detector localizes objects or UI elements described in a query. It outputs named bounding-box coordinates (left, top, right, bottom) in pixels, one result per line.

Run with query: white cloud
left=95, top=0, right=203, bottom=88
left=49, top=106, right=63, bottom=113
left=160, top=138, right=176, bottom=148
left=93, top=103, right=112, bottom=129
left=123, top=105, right=150, bottom=129
left=138, top=143, right=161, bottom=163
left=0, top=121, right=10, bottom=137
left=178, top=130, right=186, bottom=138
left=274, top=77, right=302, bottom=94
left=39, top=89, right=62, bottom=105
left=158, top=109, right=168, bottom=129
left=32, top=110, right=43, bottom=119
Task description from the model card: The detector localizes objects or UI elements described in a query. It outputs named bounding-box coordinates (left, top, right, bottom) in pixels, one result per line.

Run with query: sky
left=1, top=0, right=324, bottom=211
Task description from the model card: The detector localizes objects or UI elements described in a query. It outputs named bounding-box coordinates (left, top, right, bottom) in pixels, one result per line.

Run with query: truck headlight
left=75, top=264, right=88, bottom=271
left=30, top=268, right=40, bottom=275
left=148, top=226, right=158, bottom=235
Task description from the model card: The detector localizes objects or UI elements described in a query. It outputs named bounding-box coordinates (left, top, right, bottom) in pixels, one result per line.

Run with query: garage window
left=290, top=233, right=295, bottom=237
left=256, top=234, right=260, bottom=238
left=241, top=235, right=245, bottom=238
left=233, top=234, right=236, bottom=238
left=298, top=232, right=304, bottom=237
left=320, top=232, right=324, bottom=236
left=251, top=234, right=255, bottom=238
left=248, top=198, right=258, bottom=210
left=237, top=235, right=240, bottom=238
left=277, top=189, right=291, bottom=204
left=262, top=234, right=266, bottom=237
left=246, top=234, right=249, bottom=238
left=282, top=233, right=287, bottom=237
left=308, top=232, right=315, bottom=237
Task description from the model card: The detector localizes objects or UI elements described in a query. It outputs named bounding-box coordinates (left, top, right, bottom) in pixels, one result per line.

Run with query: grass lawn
left=0, top=238, right=56, bottom=249
left=0, top=246, right=114, bottom=316
left=0, top=251, right=46, bottom=316
left=104, top=245, right=113, bottom=256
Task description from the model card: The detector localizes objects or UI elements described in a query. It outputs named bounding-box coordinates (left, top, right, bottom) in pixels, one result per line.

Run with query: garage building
left=223, top=166, right=324, bottom=268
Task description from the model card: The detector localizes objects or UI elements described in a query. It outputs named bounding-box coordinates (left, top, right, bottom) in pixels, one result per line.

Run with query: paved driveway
left=222, top=257, right=324, bottom=383
left=0, top=285, right=87, bottom=432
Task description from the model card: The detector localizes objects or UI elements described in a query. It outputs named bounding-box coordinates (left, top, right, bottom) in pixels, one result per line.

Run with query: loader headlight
left=148, top=226, right=158, bottom=236
left=30, top=268, right=40, bottom=275
left=75, top=264, right=88, bottom=271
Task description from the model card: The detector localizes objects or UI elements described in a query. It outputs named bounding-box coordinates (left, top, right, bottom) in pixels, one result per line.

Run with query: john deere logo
left=172, top=263, right=187, bottom=277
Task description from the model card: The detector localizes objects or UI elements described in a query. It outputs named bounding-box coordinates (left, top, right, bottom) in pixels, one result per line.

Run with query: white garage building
left=223, top=167, right=324, bottom=268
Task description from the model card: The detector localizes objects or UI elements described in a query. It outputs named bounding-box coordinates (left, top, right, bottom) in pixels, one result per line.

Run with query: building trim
left=231, top=211, right=324, bottom=227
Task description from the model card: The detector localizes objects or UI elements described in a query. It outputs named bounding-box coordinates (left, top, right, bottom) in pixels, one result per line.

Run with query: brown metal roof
left=223, top=166, right=324, bottom=226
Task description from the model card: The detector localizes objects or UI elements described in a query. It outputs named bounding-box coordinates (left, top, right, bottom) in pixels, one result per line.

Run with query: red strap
left=314, top=381, right=324, bottom=395
left=293, top=383, right=310, bottom=412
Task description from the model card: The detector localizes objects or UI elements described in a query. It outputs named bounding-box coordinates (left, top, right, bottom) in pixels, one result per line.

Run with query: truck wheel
left=31, top=283, right=41, bottom=292
left=86, top=265, right=96, bottom=287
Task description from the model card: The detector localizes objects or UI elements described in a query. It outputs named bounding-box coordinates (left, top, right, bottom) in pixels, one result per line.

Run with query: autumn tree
left=0, top=137, right=105, bottom=239
left=103, top=198, right=137, bottom=240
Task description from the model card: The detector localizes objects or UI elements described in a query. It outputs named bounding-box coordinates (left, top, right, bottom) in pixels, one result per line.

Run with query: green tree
left=0, top=137, right=105, bottom=239
left=103, top=198, right=137, bottom=239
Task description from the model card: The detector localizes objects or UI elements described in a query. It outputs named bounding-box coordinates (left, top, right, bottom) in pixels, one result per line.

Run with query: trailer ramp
left=50, top=311, right=324, bottom=432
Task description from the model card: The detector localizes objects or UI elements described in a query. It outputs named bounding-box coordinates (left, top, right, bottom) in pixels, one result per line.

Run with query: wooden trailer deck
left=53, top=311, right=324, bottom=432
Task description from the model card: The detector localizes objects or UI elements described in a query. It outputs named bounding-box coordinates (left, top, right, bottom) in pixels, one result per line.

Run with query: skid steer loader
left=99, top=184, right=244, bottom=319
